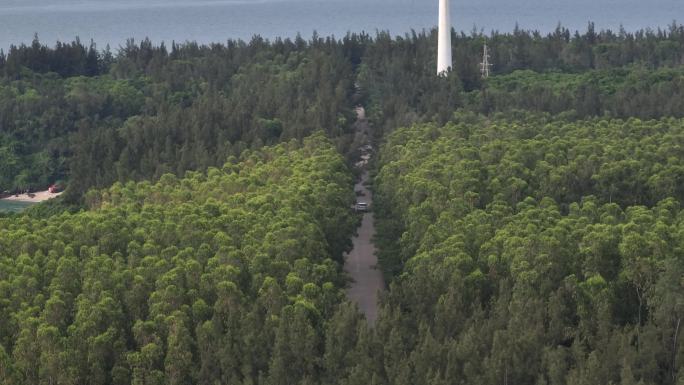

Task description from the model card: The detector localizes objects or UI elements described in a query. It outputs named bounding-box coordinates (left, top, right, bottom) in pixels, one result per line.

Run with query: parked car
left=355, top=202, right=369, bottom=212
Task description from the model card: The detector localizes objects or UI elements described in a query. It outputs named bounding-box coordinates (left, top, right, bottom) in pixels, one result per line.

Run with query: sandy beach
left=1, top=190, right=63, bottom=203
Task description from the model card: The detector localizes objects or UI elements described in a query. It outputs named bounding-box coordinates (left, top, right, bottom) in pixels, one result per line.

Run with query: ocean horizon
left=0, top=0, right=681, bottom=51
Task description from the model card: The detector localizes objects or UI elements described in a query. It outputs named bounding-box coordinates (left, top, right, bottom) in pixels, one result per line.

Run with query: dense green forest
left=368, top=116, right=684, bottom=384
left=0, top=134, right=359, bottom=384
left=374, top=115, right=684, bottom=275
left=0, top=37, right=356, bottom=198
left=1, top=22, right=683, bottom=385
left=3, top=23, right=684, bottom=196
left=356, top=23, right=684, bottom=136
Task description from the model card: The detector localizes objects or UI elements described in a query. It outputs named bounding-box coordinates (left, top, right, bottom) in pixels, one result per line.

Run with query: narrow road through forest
left=344, top=107, right=385, bottom=324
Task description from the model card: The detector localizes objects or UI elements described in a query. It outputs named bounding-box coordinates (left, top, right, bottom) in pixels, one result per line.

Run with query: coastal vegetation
left=369, top=115, right=684, bottom=384
left=0, top=135, right=359, bottom=384
left=0, top=22, right=683, bottom=384
left=3, top=24, right=684, bottom=197
left=0, top=37, right=356, bottom=198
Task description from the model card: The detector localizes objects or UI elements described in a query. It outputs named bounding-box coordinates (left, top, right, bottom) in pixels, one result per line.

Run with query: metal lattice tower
left=480, top=42, right=492, bottom=79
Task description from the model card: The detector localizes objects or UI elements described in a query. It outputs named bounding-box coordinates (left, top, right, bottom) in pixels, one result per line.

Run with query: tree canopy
left=367, top=116, right=684, bottom=385
left=0, top=134, right=359, bottom=385
left=1, top=22, right=683, bottom=385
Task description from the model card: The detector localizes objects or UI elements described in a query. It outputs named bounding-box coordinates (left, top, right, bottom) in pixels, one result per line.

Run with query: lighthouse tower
left=437, top=0, right=452, bottom=75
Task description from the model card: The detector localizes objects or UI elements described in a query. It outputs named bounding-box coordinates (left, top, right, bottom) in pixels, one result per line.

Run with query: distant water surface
left=0, top=0, right=681, bottom=51
left=0, top=200, right=33, bottom=214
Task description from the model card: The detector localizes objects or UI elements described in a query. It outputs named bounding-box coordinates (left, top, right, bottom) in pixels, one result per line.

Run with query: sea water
left=0, top=200, right=34, bottom=214
left=0, top=0, right=681, bottom=51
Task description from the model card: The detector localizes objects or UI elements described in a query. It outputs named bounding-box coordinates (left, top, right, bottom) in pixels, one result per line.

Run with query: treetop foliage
left=0, top=135, right=359, bottom=385
left=0, top=23, right=683, bottom=384
left=368, top=116, right=684, bottom=385
left=3, top=23, right=684, bottom=195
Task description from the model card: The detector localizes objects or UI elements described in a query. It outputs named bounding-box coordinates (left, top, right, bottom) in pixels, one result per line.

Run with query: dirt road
left=344, top=107, right=384, bottom=325
left=344, top=172, right=384, bottom=324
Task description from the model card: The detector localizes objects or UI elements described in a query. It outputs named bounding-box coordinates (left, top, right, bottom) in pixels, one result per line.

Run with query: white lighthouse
left=437, top=0, right=452, bottom=75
